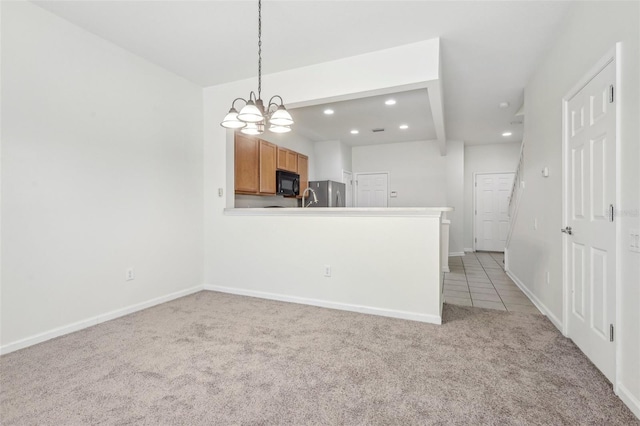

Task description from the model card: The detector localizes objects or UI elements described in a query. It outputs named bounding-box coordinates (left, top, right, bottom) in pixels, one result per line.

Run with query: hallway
left=444, top=252, right=541, bottom=314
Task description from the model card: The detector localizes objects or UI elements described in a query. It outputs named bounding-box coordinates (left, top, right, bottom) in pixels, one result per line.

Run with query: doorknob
left=561, top=226, right=573, bottom=235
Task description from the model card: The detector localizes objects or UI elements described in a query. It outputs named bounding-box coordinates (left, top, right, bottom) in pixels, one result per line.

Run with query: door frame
left=354, top=171, right=389, bottom=207
left=472, top=171, right=515, bottom=252
left=561, top=44, right=621, bottom=391
left=342, top=170, right=353, bottom=207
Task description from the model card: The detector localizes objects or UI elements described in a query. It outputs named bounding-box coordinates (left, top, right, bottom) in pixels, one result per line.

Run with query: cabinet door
left=259, top=140, right=277, bottom=194
left=235, top=133, right=259, bottom=194
left=286, top=150, right=298, bottom=173
left=277, top=147, right=289, bottom=171
left=277, top=147, right=299, bottom=173
left=297, top=154, right=309, bottom=199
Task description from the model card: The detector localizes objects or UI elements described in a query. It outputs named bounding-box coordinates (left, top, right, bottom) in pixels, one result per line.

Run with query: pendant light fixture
left=220, top=0, right=293, bottom=134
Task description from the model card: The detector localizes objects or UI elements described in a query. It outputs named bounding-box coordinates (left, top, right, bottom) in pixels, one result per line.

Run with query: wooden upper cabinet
left=277, top=147, right=298, bottom=173
left=297, top=154, right=309, bottom=199
left=234, top=132, right=306, bottom=197
left=234, top=133, right=259, bottom=194
left=286, top=150, right=298, bottom=173
left=259, top=140, right=277, bottom=194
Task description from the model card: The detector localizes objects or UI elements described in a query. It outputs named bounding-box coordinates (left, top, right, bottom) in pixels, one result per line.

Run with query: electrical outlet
left=126, top=268, right=135, bottom=281
left=218, top=188, right=224, bottom=197
left=324, top=265, right=331, bottom=277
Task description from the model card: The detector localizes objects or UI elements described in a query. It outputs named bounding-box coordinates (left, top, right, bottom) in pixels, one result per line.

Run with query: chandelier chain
left=220, top=0, right=292, bottom=133
left=258, top=0, right=262, bottom=99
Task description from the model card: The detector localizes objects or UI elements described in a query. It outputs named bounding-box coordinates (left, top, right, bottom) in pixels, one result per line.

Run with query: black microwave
left=276, top=170, right=300, bottom=196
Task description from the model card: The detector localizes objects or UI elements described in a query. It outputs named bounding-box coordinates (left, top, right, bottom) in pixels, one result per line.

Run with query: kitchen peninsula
left=207, top=206, right=453, bottom=325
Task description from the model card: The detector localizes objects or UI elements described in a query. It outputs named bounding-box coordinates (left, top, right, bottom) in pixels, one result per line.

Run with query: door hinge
left=610, top=324, right=614, bottom=342
left=609, top=85, right=615, bottom=103
left=475, top=181, right=477, bottom=187
left=475, top=210, right=477, bottom=215
left=475, top=238, right=477, bottom=243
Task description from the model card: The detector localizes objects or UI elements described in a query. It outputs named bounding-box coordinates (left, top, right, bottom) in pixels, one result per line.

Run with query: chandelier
left=220, top=0, right=293, bottom=135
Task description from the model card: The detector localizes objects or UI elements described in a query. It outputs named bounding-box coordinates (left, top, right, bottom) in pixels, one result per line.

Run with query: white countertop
left=224, top=207, right=453, bottom=217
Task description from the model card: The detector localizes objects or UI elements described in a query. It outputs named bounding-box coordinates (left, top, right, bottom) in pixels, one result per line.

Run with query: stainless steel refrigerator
left=307, top=180, right=346, bottom=207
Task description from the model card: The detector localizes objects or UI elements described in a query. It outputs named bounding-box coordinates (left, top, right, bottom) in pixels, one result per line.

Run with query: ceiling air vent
left=372, top=128, right=385, bottom=133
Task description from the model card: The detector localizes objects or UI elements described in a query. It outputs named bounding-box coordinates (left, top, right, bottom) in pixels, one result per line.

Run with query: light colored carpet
left=1, top=291, right=637, bottom=425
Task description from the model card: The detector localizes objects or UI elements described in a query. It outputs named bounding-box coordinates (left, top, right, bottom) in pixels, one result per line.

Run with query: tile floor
left=444, top=252, right=542, bottom=314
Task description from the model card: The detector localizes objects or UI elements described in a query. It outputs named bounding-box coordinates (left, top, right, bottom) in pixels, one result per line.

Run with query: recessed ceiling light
left=385, top=99, right=396, bottom=106
left=324, top=109, right=334, bottom=115
left=502, top=132, right=512, bottom=137
left=399, top=124, right=409, bottom=130
left=499, top=102, right=510, bottom=109
left=350, top=130, right=359, bottom=135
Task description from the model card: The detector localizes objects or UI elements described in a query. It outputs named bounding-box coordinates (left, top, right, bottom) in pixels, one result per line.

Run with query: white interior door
left=564, top=60, right=616, bottom=381
left=474, top=173, right=514, bottom=252
left=342, top=170, right=353, bottom=207
left=355, top=173, right=388, bottom=207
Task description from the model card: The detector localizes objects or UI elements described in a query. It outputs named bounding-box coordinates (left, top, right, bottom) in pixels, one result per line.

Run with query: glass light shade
left=237, top=101, right=264, bottom=123
left=220, top=109, right=246, bottom=129
left=240, top=122, right=264, bottom=135
left=269, top=106, right=293, bottom=126
left=269, top=125, right=291, bottom=133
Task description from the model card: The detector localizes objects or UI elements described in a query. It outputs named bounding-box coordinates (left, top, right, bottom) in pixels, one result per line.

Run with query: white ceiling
left=293, top=89, right=436, bottom=147
left=32, top=1, right=571, bottom=145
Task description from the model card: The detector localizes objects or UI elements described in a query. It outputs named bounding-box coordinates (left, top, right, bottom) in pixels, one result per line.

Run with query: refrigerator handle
left=336, top=190, right=341, bottom=207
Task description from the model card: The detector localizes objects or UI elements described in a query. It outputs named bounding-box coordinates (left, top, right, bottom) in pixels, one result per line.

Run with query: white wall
left=340, top=141, right=353, bottom=177
left=1, top=2, right=204, bottom=349
left=464, top=143, right=521, bottom=250
left=351, top=140, right=464, bottom=254
left=313, top=140, right=352, bottom=182
left=209, top=211, right=443, bottom=324
left=445, top=141, right=465, bottom=255
left=352, top=141, right=447, bottom=207
left=506, top=1, right=639, bottom=416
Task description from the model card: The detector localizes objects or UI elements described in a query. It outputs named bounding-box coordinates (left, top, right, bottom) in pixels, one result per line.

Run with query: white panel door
left=342, top=170, right=354, bottom=207
left=474, top=173, right=514, bottom=252
left=565, top=60, right=616, bottom=381
left=355, top=173, right=388, bottom=207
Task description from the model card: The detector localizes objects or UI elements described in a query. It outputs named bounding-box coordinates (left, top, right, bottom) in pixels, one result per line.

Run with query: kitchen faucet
left=301, top=187, right=318, bottom=208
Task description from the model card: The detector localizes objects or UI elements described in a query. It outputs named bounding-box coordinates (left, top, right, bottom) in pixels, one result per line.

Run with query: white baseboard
left=617, top=383, right=640, bottom=420
left=204, top=284, right=442, bottom=325
left=449, top=252, right=465, bottom=257
left=0, top=285, right=204, bottom=355
left=505, top=270, right=563, bottom=332
left=464, top=248, right=474, bottom=253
